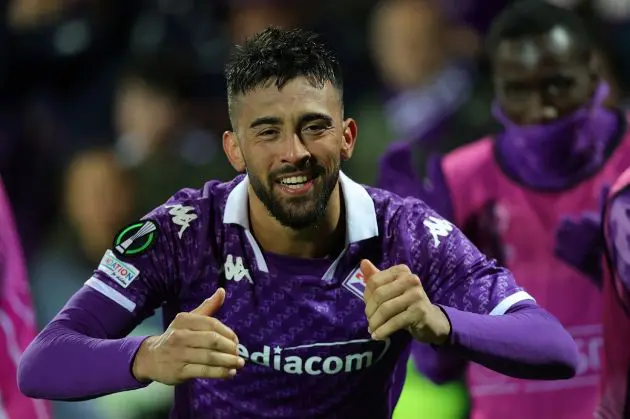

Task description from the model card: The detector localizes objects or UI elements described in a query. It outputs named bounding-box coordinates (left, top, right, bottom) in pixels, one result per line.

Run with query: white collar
left=223, top=171, right=379, bottom=244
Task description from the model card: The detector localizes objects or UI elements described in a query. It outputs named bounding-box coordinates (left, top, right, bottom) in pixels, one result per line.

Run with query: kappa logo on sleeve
left=113, top=220, right=158, bottom=256
left=98, top=250, right=140, bottom=288
left=166, top=204, right=198, bottom=238
left=423, top=215, right=453, bottom=247
left=342, top=267, right=367, bottom=300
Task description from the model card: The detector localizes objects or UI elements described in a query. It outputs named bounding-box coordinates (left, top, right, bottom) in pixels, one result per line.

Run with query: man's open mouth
left=275, top=172, right=319, bottom=191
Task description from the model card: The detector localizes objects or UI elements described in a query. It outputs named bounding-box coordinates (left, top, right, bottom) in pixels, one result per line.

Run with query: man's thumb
left=360, top=259, right=380, bottom=278
left=191, top=288, right=225, bottom=316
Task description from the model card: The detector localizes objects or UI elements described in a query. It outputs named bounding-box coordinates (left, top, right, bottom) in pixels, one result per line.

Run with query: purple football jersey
left=85, top=172, right=531, bottom=418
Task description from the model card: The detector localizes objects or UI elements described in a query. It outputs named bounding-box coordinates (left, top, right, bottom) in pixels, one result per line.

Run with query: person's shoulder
left=366, top=186, right=441, bottom=230
left=366, top=186, right=458, bottom=271
left=442, top=136, right=495, bottom=176
left=138, top=175, right=245, bottom=244
left=148, top=175, right=241, bottom=213
left=100, top=177, right=246, bottom=293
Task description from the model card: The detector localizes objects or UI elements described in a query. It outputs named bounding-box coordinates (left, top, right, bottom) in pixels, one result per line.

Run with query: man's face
left=115, top=79, right=180, bottom=154
left=371, top=0, right=447, bottom=90
left=224, top=77, right=356, bottom=230
left=493, top=26, right=597, bottom=125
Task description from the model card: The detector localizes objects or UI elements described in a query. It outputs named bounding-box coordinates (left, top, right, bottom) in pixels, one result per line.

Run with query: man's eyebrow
left=300, top=113, right=334, bottom=125
left=249, top=116, right=282, bottom=129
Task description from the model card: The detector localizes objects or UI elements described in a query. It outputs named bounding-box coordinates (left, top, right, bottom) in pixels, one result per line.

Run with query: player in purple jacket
left=18, top=27, right=578, bottom=419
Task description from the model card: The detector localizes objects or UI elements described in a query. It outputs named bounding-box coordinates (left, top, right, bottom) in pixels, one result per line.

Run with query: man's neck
left=248, top=185, right=346, bottom=259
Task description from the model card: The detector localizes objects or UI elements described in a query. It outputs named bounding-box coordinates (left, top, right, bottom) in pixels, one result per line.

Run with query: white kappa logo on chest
left=224, top=254, right=253, bottom=283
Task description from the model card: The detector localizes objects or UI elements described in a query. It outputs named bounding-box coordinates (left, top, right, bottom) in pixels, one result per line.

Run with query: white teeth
left=279, top=175, right=309, bottom=185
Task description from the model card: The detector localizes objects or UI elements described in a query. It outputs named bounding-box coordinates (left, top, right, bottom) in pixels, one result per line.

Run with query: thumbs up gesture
left=361, top=260, right=451, bottom=345
left=132, top=288, right=244, bottom=385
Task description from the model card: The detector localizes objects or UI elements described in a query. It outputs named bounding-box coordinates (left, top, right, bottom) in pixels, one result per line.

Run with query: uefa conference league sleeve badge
left=112, top=220, right=159, bottom=257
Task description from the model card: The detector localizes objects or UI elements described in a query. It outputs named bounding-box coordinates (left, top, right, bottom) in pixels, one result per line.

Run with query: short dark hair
left=486, top=0, right=593, bottom=59
left=224, top=27, right=343, bottom=117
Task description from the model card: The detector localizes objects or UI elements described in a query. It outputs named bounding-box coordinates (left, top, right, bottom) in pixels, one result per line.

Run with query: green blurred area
left=393, top=360, right=469, bottom=419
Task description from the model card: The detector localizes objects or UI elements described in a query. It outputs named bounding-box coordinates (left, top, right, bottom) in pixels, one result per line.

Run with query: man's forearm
left=410, top=343, right=468, bottom=384
left=18, top=287, right=150, bottom=400
left=437, top=302, right=578, bottom=380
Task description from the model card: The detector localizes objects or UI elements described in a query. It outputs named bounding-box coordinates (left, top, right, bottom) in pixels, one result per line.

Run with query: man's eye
left=259, top=129, right=278, bottom=138
left=303, top=125, right=326, bottom=133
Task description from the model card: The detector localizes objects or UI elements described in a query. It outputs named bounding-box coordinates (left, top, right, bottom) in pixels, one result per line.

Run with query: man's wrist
left=429, top=304, right=452, bottom=345
left=132, top=336, right=158, bottom=383
left=409, top=304, right=452, bottom=345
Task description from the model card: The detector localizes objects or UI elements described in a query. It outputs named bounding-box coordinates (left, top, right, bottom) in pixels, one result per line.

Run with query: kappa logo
left=238, top=337, right=391, bottom=376
left=342, top=267, right=367, bottom=300
left=98, top=250, right=140, bottom=288
left=166, top=204, right=197, bottom=238
left=224, top=254, right=253, bottom=283
left=423, top=216, right=453, bottom=247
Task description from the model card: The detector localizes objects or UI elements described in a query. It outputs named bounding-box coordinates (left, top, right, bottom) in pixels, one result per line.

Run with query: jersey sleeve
left=402, top=201, right=535, bottom=315
left=605, top=189, right=630, bottom=295
left=86, top=189, right=203, bottom=319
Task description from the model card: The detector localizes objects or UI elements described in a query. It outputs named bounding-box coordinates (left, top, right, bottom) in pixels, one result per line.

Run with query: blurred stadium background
left=3, top=0, right=630, bottom=417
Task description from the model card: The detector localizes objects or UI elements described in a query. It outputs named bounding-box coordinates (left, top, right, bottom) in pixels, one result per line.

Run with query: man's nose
left=280, top=133, right=311, bottom=165
left=523, top=93, right=559, bottom=125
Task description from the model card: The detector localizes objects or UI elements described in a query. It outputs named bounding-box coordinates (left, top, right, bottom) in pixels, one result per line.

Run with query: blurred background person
left=28, top=150, right=136, bottom=419
left=227, top=0, right=303, bottom=43
left=0, top=177, right=51, bottom=419
left=1, top=0, right=140, bottom=259
left=113, top=50, right=235, bottom=208
left=597, top=167, right=630, bottom=419
left=366, top=0, right=495, bottom=186
left=379, top=1, right=630, bottom=419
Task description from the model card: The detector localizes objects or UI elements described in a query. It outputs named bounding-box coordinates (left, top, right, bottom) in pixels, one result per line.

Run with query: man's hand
left=362, top=260, right=451, bottom=345
left=132, top=288, right=244, bottom=385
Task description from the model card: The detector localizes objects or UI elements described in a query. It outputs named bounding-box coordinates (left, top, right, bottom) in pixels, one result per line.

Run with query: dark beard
left=249, top=163, right=339, bottom=230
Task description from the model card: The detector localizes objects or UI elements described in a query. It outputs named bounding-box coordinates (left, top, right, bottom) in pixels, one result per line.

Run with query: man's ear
left=223, top=131, right=246, bottom=172
left=340, top=118, right=358, bottom=161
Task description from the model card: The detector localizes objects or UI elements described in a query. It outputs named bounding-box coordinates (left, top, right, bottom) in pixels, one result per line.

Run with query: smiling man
left=18, top=27, right=578, bottom=419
